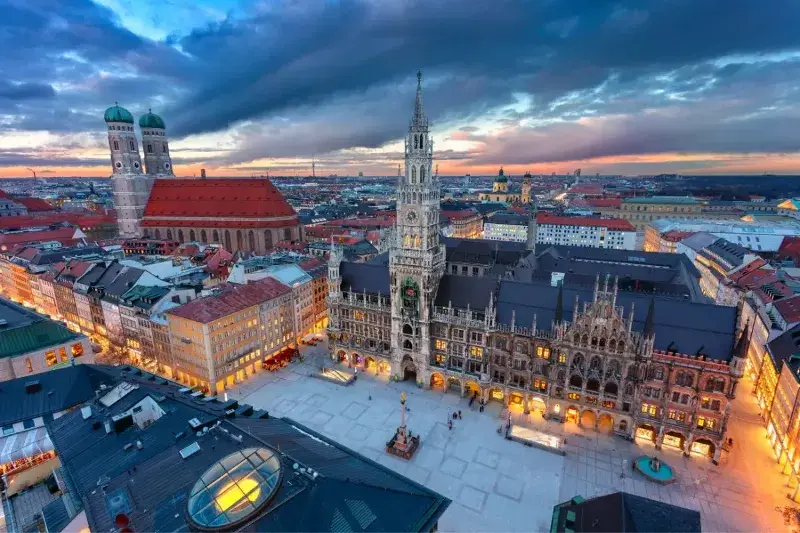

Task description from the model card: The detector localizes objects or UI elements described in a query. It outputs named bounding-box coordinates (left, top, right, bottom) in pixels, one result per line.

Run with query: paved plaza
left=230, top=343, right=798, bottom=532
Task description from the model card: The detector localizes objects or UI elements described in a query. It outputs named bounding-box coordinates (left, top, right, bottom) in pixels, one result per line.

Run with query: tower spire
left=412, top=71, right=426, bottom=127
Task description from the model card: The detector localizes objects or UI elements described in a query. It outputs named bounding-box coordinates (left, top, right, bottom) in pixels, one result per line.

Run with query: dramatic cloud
left=1, top=0, right=800, bottom=175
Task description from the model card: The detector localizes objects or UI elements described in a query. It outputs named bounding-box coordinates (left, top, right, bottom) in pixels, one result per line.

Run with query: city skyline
left=2, top=0, right=800, bottom=178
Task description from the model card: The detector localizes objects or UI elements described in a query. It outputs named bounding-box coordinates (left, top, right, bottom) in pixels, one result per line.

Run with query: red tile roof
left=16, top=197, right=54, bottom=212
left=167, top=277, right=291, bottom=323
left=568, top=183, right=604, bottom=194
left=0, top=189, right=11, bottom=199
left=0, top=212, right=116, bottom=230
left=442, top=209, right=480, bottom=221
left=0, top=226, right=83, bottom=249
left=298, top=257, right=325, bottom=271
left=536, top=213, right=635, bottom=231
left=774, top=294, right=800, bottom=324
left=143, top=178, right=297, bottom=224
left=662, top=230, right=696, bottom=242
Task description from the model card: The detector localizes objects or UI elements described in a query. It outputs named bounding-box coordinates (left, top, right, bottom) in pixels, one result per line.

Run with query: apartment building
left=536, top=214, right=637, bottom=250
left=166, top=278, right=294, bottom=393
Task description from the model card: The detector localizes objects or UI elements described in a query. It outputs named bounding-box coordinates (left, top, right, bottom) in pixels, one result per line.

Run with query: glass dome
left=187, top=447, right=282, bottom=530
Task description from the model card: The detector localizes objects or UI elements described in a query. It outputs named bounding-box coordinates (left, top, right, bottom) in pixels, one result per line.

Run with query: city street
left=230, top=342, right=799, bottom=532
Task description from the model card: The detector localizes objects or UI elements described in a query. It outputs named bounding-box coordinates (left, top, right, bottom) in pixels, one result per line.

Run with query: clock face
left=406, top=210, right=418, bottom=223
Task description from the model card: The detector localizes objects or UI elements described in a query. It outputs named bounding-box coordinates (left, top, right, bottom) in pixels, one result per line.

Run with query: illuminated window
left=533, top=378, right=547, bottom=391
left=542, top=347, right=551, bottom=359
left=641, top=403, right=658, bottom=416
left=59, top=347, right=68, bottom=362
left=435, top=339, right=447, bottom=351
left=353, top=311, right=365, bottom=321
left=558, top=352, right=567, bottom=364
left=45, top=351, right=57, bottom=366
left=25, top=358, right=33, bottom=373
left=568, top=392, right=580, bottom=401
left=434, top=353, right=446, bottom=365
left=469, top=346, right=483, bottom=358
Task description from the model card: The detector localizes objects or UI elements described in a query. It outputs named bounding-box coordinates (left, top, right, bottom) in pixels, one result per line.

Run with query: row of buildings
left=0, top=242, right=328, bottom=392
left=326, top=74, right=746, bottom=462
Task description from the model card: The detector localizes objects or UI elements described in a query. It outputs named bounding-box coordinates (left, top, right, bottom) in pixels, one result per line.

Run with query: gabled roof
left=143, top=178, right=297, bottom=220
left=15, top=197, right=54, bottom=212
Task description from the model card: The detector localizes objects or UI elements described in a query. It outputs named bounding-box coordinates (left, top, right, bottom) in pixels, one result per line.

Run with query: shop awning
left=0, top=427, right=53, bottom=464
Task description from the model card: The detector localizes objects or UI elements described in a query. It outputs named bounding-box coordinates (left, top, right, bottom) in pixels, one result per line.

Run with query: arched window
left=265, top=230, right=273, bottom=249
left=236, top=230, right=244, bottom=250
left=403, top=324, right=413, bottom=335
left=420, top=135, right=424, bottom=150
left=283, top=228, right=292, bottom=241
left=154, top=229, right=161, bottom=239
left=403, top=339, right=413, bottom=350
left=586, top=379, right=600, bottom=392
left=129, top=140, right=135, bottom=151
left=200, top=230, right=207, bottom=242
left=420, top=166, right=425, bottom=183
left=411, top=166, right=417, bottom=184
left=224, top=230, right=232, bottom=251
left=569, top=375, right=583, bottom=388
left=166, top=229, right=173, bottom=240
left=248, top=230, right=256, bottom=251
left=177, top=229, right=184, bottom=242
left=604, top=382, right=618, bottom=396
left=162, top=143, right=167, bottom=153
left=624, top=383, right=634, bottom=396
left=413, top=135, right=418, bottom=149
left=189, top=229, right=196, bottom=242
left=212, top=230, right=219, bottom=242
left=147, top=144, right=153, bottom=154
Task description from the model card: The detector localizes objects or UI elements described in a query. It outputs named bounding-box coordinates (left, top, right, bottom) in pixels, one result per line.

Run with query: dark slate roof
left=497, top=280, right=737, bottom=360
left=766, top=323, right=800, bottom=375
left=25, top=245, right=104, bottom=267
left=0, top=364, right=110, bottom=426
left=702, top=238, right=749, bottom=269
left=367, top=251, right=390, bottom=266
left=487, top=212, right=528, bottom=225
left=340, top=261, right=390, bottom=295
left=0, top=298, right=83, bottom=359
left=443, top=237, right=526, bottom=266
left=41, top=496, right=71, bottom=533
left=553, top=491, right=701, bottom=533
left=46, top=366, right=450, bottom=533
left=434, top=274, right=497, bottom=310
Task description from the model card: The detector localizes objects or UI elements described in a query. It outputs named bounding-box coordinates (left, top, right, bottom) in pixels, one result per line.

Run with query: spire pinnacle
left=412, top=71, right=426, bottom=128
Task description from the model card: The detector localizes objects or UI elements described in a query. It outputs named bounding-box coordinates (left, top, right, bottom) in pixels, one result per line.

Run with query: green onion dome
left=104, top=104, right=134, bottom=124
left=495, top=167, right=508, bottom=183
left=139, top=110, right=166, bottom=129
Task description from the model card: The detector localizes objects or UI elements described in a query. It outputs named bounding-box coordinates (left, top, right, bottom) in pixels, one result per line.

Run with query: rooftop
left=167, top=278, right=291, bottom=323
left=624, top=196, right=700, bottom=205
left=537, top=213, right=635, bottom=231
left=142, top=178, right=297, bottom=224
left=0, top=298, right=84, bottom=359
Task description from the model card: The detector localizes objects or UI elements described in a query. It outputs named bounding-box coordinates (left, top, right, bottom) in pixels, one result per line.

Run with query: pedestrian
left=452, top=412, right=457, bottom=420
left=458, top=410, right=462, bottom=419
left=368, top=394, right=372, bottom=401
left=448, top=420, right=453, bottom=430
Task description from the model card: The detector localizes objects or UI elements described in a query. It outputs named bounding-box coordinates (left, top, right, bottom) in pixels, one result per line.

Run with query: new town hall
left=327, top=74, right=747, bottom=462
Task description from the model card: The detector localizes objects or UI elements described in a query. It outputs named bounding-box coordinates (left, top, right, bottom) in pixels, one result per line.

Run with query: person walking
left=458, top=410, right=462, bottom=420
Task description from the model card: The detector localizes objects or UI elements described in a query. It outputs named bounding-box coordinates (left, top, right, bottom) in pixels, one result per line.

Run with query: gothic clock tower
left=389, top=72, right=446, bottom=384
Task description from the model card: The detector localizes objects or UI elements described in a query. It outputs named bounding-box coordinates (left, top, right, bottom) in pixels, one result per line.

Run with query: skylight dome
left=187, top=447, right=282, bottom=530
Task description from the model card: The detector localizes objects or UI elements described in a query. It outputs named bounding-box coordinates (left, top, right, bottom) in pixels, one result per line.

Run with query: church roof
left=104, top=105, right=133, bottom=124
left=139, top=111, right=165, bottom=129
left=494, top=167, right=508, bottom=183
left=142, top=178, right=298, bottom=227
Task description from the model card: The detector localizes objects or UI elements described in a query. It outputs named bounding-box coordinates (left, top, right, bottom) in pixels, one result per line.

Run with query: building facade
left=327, top=74, right=744, bottom=461
left=536, top=214, right=637, bottom=250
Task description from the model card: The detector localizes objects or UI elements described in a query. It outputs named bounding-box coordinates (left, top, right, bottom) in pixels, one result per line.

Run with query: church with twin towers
left=104, top=105, right=173, bottom=237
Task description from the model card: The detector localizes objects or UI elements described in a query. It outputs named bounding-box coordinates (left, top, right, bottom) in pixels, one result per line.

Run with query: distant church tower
left=105, top=104, right=155, bottom=238
left=139, top=110, right=174, bottom=176
left=521, top=171, right=532, bottom=204
left=389, top=72, right=446, bottom=384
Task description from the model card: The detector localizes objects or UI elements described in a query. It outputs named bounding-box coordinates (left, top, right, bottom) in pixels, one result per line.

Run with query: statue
left=649, top=456, right=661, bottom=472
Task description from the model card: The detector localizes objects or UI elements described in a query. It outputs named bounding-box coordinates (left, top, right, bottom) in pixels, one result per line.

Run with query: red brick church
left=140, top=178, right=303, bottom=254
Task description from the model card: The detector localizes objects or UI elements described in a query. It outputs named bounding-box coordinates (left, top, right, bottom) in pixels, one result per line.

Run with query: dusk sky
left=2, top=0, right=800, bottom=178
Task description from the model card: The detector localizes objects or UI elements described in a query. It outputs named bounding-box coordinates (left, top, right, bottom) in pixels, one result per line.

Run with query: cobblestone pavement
left=230, top=343, right=798, bottom=532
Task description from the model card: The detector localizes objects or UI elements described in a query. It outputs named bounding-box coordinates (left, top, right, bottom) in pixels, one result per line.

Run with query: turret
left=105, top=104, right=142, bottom=174
left=139, top=110, right=173, bottom=176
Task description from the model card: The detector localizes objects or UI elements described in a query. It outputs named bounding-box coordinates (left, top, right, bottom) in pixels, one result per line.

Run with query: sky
left=2, top=0, right=800, bottom=178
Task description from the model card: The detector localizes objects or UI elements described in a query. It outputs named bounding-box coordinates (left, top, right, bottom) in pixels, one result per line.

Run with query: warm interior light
left=215, top=478, right=260, bottom=512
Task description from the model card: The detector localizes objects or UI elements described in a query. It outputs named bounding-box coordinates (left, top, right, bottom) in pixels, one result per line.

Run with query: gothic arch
left=420, top=166, right=426, bottom=183
left=283, top=228, right=291, bottom=241
left=236, top=230, right=244, bottom=250
left=617, top=341, right=625, bottom=353
left=224, top=230, right=232, bottom=251
left=624, top=382, right=634, bottom=396
left=411, top=166, right=417, bottom=183
left=154, top=229, right=161, bottom=239
left=212, top=230, right=219, bottom=243
left=177, top=229, right=185, bottom=242
left=569, top=375, right=583, bottom=388
left=264, top=230, right=273, bottom=249
left=403, top=324, right=413, bottom=335
left=166, top=229, right=173, bottom=240
left=413, top=134, right=418, bottom=149
left=200, top=230, right=207, bottom=242
left=248, top=230, right=256, bottom=251
left=189, top=229, right=196, bottom=242
left=403, top=339, right=413, bottom=350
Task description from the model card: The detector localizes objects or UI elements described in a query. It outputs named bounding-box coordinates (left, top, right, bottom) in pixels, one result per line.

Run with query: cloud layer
left=1, top=0, right=800, bottom=176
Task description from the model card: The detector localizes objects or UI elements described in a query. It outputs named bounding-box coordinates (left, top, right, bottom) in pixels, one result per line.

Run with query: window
left=22, top=419, right=35, bottom=430
left=697, top=416, right=715, bottom=430
left=469, top=346, right=483, bottom=358
left=641, top=403, right=658, bottom=416
left=45, top=350, right=58, bottom=366
left=452, top=328, right=465, bottom=341
left=470, top=331, right=483, bottom=343
left=59, top=347, right=68, bottom=362
left=495, top=337, right=507, bottom=350
left=353, top=311, right=365, bottom=321
left=113, top=140, right=119, bottom=151
left=558, top=352, right=567, bottom=364
left=568, top=392, right=580, bottom=401
left=434, top=353, right=446, bottom=365
left=434, top=339, right=447, bottom=351
left=147, top=143, right=153, bottom=153
left=2, top=425, right=13, bottom=436
left=533, top=378, right=547, bottom=391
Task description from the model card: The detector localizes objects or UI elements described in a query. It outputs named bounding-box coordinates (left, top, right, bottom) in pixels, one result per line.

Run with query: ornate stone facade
left=327, top=74, right=744, bottom=462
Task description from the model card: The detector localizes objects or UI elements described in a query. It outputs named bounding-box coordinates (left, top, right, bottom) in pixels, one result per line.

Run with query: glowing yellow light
left=215, top=478, right=260, bottom=512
